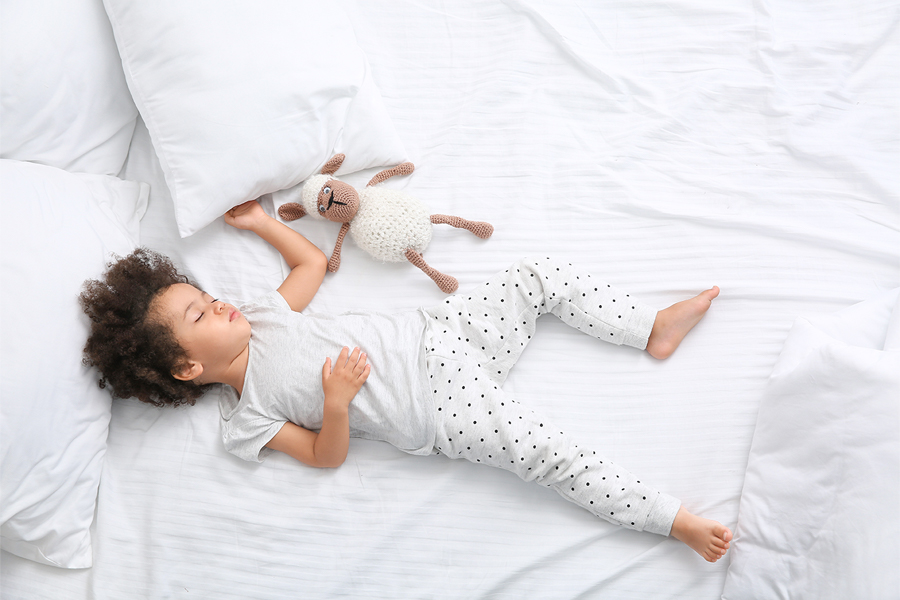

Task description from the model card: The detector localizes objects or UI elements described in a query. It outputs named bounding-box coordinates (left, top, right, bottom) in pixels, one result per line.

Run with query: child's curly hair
left=80, top=248, right=211, bottom=407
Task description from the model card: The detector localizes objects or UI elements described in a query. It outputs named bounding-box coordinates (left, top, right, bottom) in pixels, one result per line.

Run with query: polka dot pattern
left=421, top=257, right=658, bottom=386
left=419, top=257, right=677, bottom=534
left=428, top=358, right=671, bottom=533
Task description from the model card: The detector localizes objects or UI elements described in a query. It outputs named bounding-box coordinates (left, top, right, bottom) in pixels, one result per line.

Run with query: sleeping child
left=80, top=199, right=732, bottom=562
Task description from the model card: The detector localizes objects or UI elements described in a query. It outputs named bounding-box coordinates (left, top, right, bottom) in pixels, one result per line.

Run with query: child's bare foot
left=670, top=506, right=731, bottom=562
left=646, top=286, right=719, bottom=359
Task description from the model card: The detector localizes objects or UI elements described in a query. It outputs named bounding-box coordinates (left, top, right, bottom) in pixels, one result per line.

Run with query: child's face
left=154, top=283, right=251, bottom=381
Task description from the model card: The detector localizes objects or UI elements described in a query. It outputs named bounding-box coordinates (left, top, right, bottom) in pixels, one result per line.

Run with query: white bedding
left=723, top=289, right=900, bottom=599
left=2, top=1, right=898, bottom=598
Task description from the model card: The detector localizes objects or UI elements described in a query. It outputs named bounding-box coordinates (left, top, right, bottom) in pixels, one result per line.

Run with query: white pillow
left=0, top=159, right=148, bottom=568
left=722, top=289, right=900, bottom=599
left=0, top=0, right=138, bottom=175
left=102, top=0, right=407, bottom=238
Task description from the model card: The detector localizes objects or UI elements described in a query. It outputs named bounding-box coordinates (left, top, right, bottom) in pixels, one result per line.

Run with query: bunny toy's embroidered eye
left=322, top=186, right=331, bottom=195
left=318, top=205, right=326, bottom=212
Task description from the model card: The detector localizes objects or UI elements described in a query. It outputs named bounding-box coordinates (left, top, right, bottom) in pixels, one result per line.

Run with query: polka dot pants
left=421, top=257, right=681, bottom=536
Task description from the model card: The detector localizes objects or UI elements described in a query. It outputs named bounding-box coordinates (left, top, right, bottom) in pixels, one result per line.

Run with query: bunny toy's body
left=349, top=185, right=432, bottom=262
left=277, top=154, right=493, bottom=293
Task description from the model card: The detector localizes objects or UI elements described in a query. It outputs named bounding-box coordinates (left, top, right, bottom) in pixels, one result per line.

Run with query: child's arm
left=225, top=200, right=327, bottom=312
left=265, top=347, right=370, bottom=468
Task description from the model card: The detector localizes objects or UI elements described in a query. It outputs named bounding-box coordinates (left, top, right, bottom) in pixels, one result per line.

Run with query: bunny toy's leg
left=430, top=215, right=494, bottom=239
left=405, top=249, right=459, bottom=293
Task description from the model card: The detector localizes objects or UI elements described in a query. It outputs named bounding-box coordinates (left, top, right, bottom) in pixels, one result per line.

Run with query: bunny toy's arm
left=328, top=222, right=351, bottom=272
left=366, top=162, right=414, bottom=187
left=277, top=202, right=307, bottom=221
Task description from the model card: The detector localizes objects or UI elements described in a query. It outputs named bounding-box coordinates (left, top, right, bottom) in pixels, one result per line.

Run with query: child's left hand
left=321, top=347, right=370, bottom=411
left=224, top=200, right=269, bottom=231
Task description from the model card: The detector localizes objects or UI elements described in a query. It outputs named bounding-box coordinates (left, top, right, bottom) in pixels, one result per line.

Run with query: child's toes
left=721, top=526, right=733, bottom=542
left=714, top=525, right=732, bottom=544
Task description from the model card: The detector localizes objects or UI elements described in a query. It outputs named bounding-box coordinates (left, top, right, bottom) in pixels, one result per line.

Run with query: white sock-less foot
left=670, top=506, right=732, bottom=563
left=646, top=286, right=719, bottom=359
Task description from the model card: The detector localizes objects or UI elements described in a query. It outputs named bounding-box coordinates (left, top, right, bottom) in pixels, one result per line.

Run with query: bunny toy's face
left=316, top=179, right=360, bottom=223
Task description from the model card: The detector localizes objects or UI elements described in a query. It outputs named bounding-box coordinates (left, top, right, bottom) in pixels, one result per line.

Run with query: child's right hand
left=224, top=199, right=269, bottom=231
left=321, top=347, right=370, bottom=411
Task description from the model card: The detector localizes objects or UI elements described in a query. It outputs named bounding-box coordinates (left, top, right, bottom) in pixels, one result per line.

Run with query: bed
left=1, top=1, right=897, bottom=598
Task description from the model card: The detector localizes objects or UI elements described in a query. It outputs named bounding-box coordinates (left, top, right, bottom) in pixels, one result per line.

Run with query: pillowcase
left=102, top=0, right=407, bottom=238
left=0, top=159, right=148, bottom=568
left=0, top=0, right=138, bottom=175
left=722, top=289, right=900, bottom=599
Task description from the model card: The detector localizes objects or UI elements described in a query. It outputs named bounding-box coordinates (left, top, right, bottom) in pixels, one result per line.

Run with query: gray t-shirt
left=219, top=291, right=434, bottom=462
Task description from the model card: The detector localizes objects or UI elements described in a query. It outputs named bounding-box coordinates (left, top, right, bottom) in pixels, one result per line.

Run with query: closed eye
left=195, top=296, right=218, bottom=321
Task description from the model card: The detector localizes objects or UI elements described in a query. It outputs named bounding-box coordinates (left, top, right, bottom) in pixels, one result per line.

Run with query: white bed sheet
left=2, top=1, right=897, bottom=598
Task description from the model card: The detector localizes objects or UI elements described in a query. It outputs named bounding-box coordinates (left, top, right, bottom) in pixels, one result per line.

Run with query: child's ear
left=172, top=360, right=203, bottom=382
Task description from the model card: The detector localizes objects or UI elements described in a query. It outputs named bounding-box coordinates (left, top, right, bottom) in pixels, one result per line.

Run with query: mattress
left=2, top=0, right=897, bottom=598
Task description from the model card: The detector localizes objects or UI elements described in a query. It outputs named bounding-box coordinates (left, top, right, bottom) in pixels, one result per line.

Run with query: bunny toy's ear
left=320, top=154, right=345, bottom=175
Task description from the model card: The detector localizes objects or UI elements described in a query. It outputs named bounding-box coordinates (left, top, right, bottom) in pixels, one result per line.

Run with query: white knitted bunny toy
left=277, top=154, right=493, bottom=293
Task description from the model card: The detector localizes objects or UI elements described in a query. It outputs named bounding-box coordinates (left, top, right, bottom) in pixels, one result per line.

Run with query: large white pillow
left=0, top=159, right=148, bottom=568
left=0, top=0, right=138, bottom=175
left=722, top=289, right=900, bottom=599
left=102, top=0, right=407, bottom=238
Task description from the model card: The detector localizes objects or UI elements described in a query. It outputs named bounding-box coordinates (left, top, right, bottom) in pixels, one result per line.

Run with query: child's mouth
left=229, top=309, right=240, bottom=322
